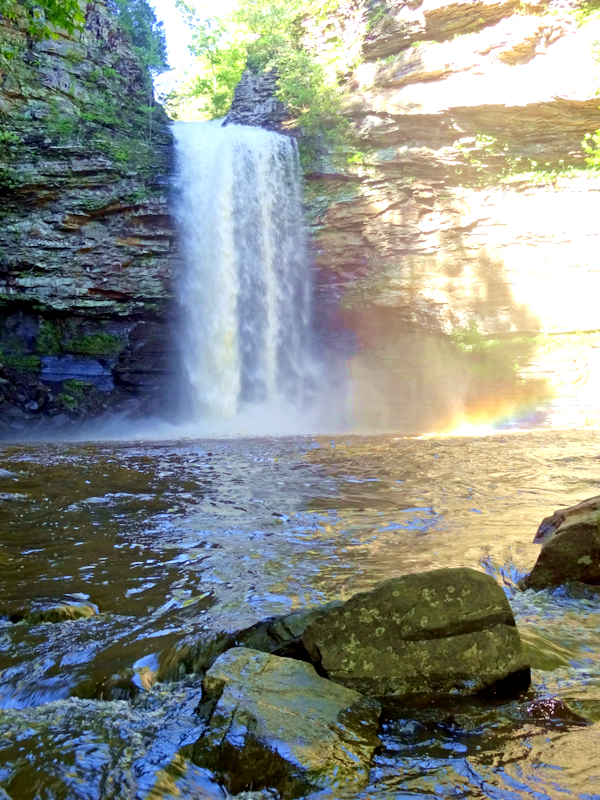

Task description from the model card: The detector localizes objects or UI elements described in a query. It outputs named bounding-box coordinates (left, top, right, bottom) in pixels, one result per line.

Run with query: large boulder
left=162, top=568, right=530, bottom=699
left=187, top=647, right=381, bottom=800
left=294, top=567, right=530, bottom=697
left=525, top=495, right=600, bottom=590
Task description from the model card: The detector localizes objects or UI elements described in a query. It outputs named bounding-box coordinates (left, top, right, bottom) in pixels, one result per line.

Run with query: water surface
left=2, top=429, right=600, bottom=798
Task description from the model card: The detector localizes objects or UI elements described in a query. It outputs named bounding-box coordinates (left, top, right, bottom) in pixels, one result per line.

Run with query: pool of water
left=1, top=429, right=600, bottom=798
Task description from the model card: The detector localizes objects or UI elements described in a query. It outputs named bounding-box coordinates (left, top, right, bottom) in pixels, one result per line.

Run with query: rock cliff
left=305, top=0, right=600, bottom=431
left=0, top=0, right=177, bottom=432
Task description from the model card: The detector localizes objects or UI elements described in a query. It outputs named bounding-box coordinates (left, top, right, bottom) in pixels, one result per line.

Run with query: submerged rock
left=526, top=496, right=600, bottom=590
left=187, top=647, right=381, bottom=800
left=3, top=594, right=98, bottom=625
left=163, top=568, right=530, bottom=699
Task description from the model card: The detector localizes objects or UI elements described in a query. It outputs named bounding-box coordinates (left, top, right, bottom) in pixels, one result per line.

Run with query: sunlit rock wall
left=307, top=0, right=600, bottom=431
left=0, top=1, right=177, bottom=432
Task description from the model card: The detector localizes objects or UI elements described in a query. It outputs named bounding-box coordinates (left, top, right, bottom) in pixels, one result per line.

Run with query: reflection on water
left=1, top=429, right=600, bottom=797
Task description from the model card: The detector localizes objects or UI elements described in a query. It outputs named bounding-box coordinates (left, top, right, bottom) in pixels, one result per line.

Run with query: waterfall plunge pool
left=2, top=429, right=600, bottom=798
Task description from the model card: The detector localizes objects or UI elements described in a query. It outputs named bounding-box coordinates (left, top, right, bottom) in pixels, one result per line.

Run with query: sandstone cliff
left=305, top=0, right=600, bottom=431
left=0, top=1, right=177, bottom=432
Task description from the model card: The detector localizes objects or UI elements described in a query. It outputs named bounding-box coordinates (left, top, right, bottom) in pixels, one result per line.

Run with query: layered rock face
left=224, top=69, right=289, bottom=132
left=0, top=1, right=177, bottom=431
left=306, top=0, right=600, bottom=431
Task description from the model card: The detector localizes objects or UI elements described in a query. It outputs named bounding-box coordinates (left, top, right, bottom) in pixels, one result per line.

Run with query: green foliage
left=0, top=0, right=84, bottom=41
left=36, top=319, right=61, bottom=355
left=0, top=166, right=24, bottom=191
left=45, top=104, right=78, bottom=142
left=453, top=133, right=594, bottom=187
left=367, top=0, right=389, bottom=31
left=65, top=48, right=84, bottom=64
left=66, top=333, right=124, bottom=355
left=583, top=131, right=600, bottom=169
left=0, top=350, right=40, bottom=371
left=176, top=0, right=354, bottom=147
left=56, top=379, right=97, bottom=411
left=108, top=0, right=168, bottom=76
left=450, top=322, right=534, bottom=383
left=0, top=130, right=20, bottom=170
left=573, top=0, right=600, bottom=25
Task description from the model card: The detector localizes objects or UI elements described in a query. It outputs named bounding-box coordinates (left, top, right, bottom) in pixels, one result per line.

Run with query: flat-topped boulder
left=525, top=495, right=600, bottom=590
left=187, top=647, right=381, bottom=800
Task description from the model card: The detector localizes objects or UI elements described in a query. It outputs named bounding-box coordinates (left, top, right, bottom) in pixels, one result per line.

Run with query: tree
left=108, top=0, right=168, bottom=76
left=0, top=0, right=84, bottom=42
left=175, top=0, right=350, bottom=141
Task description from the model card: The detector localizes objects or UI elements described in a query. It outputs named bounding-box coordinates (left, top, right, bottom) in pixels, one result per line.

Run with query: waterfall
left=174, top=121, right=313, bottom=425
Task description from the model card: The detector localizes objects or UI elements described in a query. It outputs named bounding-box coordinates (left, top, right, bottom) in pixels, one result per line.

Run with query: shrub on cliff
left=0, top=0, right=83, bottom=41
left=174, top=0, right=354, bottom=146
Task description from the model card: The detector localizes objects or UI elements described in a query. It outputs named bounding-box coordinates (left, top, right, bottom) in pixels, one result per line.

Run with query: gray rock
left=526, top=496, right=600, bottom=590
left=163, top=568, right=530, bottom=700
left=223, top=69, right=290, bottom=133
left=297, top=567, right=530, bottom=697
left=187, top=647, right=380, bottom=800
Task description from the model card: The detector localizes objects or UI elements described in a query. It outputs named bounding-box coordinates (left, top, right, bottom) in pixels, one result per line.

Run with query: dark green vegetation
left=0, top=0, right=170, bottom=185
left=108, top=0, right=168, bottom=76
left=0, top=0, right=84, bottom=42
left=174, top=0, right=357, bottom=150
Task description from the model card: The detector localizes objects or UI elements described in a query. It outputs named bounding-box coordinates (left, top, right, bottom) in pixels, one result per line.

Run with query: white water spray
left=174, top=121, right=313, bottom=427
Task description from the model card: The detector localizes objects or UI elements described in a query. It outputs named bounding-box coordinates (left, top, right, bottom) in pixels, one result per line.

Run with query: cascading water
left=174, top=121, right=313, bottom=426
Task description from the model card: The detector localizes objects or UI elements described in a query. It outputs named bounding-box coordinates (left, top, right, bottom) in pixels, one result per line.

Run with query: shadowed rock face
left=187, top=647, right=381, bottom=800
left=0, top=0, right=178, bottom=430
left=526, top=496, right=600, bottom=590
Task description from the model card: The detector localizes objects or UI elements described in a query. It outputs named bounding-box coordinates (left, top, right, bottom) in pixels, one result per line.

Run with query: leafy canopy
left=0, top=0, right=84, bottom=40
left=108, top=0, right=168, bottom=75
left=174, top=0, right=353, bottom=143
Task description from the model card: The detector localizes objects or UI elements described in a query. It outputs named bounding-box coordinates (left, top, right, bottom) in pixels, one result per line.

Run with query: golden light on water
left=436, top=419, right=497, bottom=437
left=422, top=390, right=549, bottom=437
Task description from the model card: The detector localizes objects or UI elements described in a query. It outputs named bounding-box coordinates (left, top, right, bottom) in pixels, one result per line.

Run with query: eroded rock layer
left=306, top=0, right=600, bottom=431
left=0, top=1, right=177, bottom=431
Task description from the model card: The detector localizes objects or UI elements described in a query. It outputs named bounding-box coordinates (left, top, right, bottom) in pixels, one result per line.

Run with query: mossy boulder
left=187, top=647, right=381, bottom=799
left=525, top=495, right=600, bottom=590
